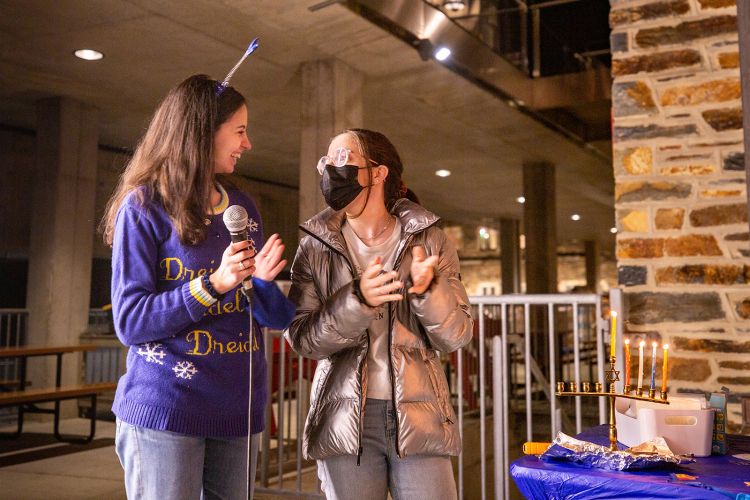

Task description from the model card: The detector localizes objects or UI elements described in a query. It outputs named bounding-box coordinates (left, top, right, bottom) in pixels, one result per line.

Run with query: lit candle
left=610, top=311, right=618, bottom=358
left=661, top=344, right=669, bottom=392
left=637, top=340, right=645, bottom=391
left=649, top=341, right=658, bottom=391
left=624, top=338, right=631, bottom=387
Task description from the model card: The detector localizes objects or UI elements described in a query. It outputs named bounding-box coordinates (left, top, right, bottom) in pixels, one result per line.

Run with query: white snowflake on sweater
left=247, top=218, right=259, bottom=233
left=248, top=238, right=257, bottom=251
left=136, top=342, right=166, bottom=365
left=172, top=361, right=198, bottom=379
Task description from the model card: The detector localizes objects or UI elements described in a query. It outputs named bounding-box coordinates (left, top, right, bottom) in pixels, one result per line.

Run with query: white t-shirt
left=341, top=218, right=402, bottom=400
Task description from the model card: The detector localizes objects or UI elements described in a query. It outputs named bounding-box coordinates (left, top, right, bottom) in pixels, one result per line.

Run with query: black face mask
left=320, top=165, right=367, bottom=211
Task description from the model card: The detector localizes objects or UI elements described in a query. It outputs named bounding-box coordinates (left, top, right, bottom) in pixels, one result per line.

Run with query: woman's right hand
left=209, top=241, right=256, bottom=295
left=359, top=256, right=403, bottom=307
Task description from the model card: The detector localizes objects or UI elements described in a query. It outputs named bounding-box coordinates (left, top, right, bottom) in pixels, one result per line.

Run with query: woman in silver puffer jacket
left=285, top=128, right=473, bottom=500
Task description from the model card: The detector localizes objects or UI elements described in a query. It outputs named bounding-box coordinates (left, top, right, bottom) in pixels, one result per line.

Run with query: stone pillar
left=500, top=218, right=521, bottom=294
left=523, top=162, right=557, bottom=370
left=584, top=239, right=599, bottom=292
left=523, top=161, right=557, bottom=293
left=611, top=0, right=748, bottom=427
left=299, top=59, right=364, bottom=223
left=26, top=97, right=98, bottom=397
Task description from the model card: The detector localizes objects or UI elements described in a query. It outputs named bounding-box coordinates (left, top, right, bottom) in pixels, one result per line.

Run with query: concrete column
left=499, top=218, right=521, bottom=294
left=584, top=239, right=600, bottom=292
left=523, top=161, right=557, bottom=293
left=26, top=97, right=98, bottom=396
left=299, top=59, right=364, bottom=223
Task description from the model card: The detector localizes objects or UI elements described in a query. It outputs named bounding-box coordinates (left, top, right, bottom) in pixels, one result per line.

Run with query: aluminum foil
left=540, top=432, right=696, bottom=471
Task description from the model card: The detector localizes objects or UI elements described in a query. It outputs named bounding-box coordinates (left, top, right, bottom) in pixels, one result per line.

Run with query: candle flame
left=611, top=311, right=618, bottom=318
left=624, top=338, right=630, bottom=345
left=652, top=341, right=658, bottom=347
left=639, top=340, right=646, bottom=347
left=663, top=344, right=669, bottom=350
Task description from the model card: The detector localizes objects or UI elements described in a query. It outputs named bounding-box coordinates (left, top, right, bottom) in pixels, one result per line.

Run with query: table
left=0, top=344, right=115, bottom=443
left=0, top=345, right=98, bottom=391
left=511, top=425, right=750, bottom=499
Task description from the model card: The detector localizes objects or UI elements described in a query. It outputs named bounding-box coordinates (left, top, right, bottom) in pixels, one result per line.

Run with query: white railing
left=256, top=291, right=617, bottom=500
left=475, top=294, right=608, bottom=500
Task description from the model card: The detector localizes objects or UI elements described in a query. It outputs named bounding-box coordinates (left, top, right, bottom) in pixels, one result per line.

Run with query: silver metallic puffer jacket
left=284, top=199, right=474, bottom=461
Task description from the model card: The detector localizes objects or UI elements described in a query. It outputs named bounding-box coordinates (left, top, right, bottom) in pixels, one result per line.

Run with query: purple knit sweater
left=110, top=184, right=294, bottom=437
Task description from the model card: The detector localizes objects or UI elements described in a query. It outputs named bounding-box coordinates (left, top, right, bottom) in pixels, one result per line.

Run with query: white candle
left=637, top=340, right=645, bottom=390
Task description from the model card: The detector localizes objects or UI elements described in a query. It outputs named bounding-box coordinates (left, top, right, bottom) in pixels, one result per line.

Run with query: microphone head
left=223, top=205, right=248, bottom=233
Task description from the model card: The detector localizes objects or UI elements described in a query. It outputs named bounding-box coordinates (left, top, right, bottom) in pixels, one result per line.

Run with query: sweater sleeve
left=251, top=278, right=295, bottom=330
left=111, top=204, right=211, bottom=346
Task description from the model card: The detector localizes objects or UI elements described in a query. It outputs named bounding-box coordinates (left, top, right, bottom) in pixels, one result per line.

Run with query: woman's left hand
left=253, top=234, right=287, bottom=281
left=408, top=246, right=438, bottom=295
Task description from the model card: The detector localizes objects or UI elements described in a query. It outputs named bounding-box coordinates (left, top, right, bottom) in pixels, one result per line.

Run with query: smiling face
left=213, top=104, right=251, bottom=174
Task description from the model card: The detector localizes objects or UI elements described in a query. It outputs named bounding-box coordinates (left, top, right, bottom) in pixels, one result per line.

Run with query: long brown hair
left=100, top=74, right=246, bottom=245
left=345, top=128, right=408, bottom=209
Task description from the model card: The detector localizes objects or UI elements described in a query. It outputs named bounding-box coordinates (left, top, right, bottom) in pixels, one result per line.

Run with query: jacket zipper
left=387, top=232, right=417, bottom=459
left=357, top=337, right=368, bottom=466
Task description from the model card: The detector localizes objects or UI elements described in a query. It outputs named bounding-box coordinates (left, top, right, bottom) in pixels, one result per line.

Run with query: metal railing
left=255, top=292, right=614, bottom=500
left=475, top=294, right=607, bottom=500
left=0, top=308, right=28, bottom=382
left=0, top=309, right=28, bottom=423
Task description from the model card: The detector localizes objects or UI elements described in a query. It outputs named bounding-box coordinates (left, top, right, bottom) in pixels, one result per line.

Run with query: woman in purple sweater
left=100, top=74, right=295, bottom=499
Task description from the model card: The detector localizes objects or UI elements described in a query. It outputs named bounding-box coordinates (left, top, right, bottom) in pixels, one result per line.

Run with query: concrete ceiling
left=0, top=0, right=615, bottom=252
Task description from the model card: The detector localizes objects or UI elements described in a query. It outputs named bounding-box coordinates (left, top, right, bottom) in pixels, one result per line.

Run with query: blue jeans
left=115, top=419, right=259, bottom=500
left=317, top=399, right=457, bottom=500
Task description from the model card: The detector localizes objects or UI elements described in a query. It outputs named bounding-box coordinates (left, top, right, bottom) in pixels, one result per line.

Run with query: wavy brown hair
left=345, top=128, right=409, bottom=210
left=100, top=74, right=245, bottom=245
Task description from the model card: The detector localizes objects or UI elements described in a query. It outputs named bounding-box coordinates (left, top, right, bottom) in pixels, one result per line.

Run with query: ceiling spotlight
left=435, top=169, right=451, bottom=177
left=74, top=49, right=104, bottom=61
left=571, top=214, right=581, bottom=221
left=516, top=196, right=525, bottom=204
left=443, top=0, right=467, bottom=11
left=435, top=46, right=451, bottom=61
left=610, top=227, right=618, bottom=234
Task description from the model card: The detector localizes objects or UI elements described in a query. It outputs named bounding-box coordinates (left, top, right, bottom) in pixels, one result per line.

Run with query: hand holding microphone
left=208, top=205, right=287, bottom=296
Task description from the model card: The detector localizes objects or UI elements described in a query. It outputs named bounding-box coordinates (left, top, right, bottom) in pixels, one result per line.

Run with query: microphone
left=223, top=205, right=253, bottom=296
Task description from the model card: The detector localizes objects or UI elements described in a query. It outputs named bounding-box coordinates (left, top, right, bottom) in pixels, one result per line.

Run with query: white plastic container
left=614, top=395, right=715, bottom=456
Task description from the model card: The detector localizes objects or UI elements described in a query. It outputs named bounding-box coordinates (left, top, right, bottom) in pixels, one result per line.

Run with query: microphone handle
left=230, top=230, right=254, bottom=291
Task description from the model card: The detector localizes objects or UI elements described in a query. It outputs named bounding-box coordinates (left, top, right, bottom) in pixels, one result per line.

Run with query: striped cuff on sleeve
left=189, top=277, right=218, bottom=307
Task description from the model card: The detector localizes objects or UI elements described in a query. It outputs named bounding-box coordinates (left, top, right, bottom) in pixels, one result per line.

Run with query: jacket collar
left=299, top=199, right=440, bottom=255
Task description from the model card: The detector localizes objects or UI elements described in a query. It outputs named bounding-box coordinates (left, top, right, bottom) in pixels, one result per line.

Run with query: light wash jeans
left=115, top=418, right=259, bottom=500
left=317, top=399, right=457, bottom=500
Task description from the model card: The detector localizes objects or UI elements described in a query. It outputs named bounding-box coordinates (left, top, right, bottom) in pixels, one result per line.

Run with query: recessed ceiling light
left=610, top=227, right=618, bottom=234
left=516, top=196, right=525, bottom=204
left=435, top=47, right=451, bottom=61
left=571, top=214, right=581, bottom=221
left=435, top=169, right=451, bottom=177
left=74, top=49, right=104, bottom=61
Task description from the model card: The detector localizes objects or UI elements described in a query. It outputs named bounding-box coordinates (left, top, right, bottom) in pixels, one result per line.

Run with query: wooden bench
left=0, top=382, right=117, bottom=443
left=0, top=345, right=117, bottom=443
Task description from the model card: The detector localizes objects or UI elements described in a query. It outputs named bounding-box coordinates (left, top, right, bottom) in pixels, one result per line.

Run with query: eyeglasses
left=316, top=147, right=379, bottom=175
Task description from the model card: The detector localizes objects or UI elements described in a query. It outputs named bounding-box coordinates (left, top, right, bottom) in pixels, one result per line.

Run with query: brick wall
left=611, top=0, right=749, bottom=428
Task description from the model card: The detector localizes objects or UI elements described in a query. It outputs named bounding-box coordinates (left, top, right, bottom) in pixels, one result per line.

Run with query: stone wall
left=611, top=0, right=749, bottom=427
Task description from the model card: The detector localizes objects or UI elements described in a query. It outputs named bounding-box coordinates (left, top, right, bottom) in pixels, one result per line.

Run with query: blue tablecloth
left=510, top=425, right=750, bottom=499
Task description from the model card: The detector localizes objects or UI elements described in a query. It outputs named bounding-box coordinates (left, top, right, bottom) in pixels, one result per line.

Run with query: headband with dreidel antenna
left=215, top=38, right=260, bottom=96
